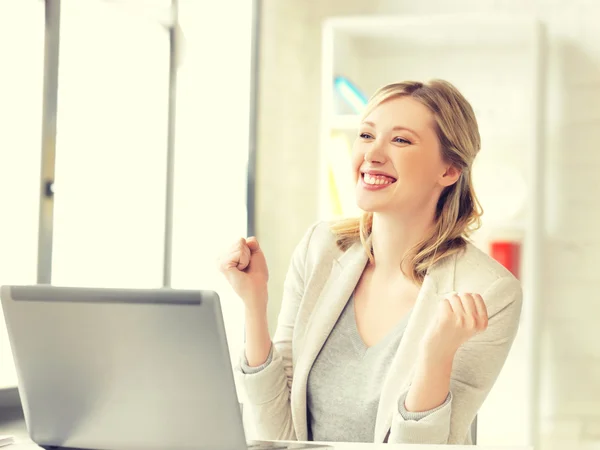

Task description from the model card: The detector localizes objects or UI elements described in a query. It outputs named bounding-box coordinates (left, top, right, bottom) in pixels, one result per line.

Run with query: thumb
left=246, top=237, right=261, bottom=254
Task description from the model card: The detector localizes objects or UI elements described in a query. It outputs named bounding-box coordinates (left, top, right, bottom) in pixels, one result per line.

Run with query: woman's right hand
left=218, top=237, right=269, bottom=313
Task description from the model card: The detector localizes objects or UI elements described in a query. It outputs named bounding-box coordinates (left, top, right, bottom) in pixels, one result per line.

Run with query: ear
left=439, top=165, right=461, bottom=188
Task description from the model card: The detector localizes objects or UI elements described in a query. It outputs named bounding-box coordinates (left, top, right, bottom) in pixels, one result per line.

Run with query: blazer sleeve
left=387, top=275, right=523, bottom=445
left=233, top=223, right=318, bottom=441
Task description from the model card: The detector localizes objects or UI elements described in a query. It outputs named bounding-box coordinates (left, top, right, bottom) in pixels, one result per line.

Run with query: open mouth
left=361, top=172, right=397, bottom=186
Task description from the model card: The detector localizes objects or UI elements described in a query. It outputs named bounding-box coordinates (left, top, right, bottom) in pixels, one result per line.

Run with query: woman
left=218, top=80, right=522, bottom=445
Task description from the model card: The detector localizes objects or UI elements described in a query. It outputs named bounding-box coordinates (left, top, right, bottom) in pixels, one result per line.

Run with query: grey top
left=242, top=296, right=449, bottom=442
left=306, top=295, right=411, bottom=442
left=241, top=295, right=450, bottom=442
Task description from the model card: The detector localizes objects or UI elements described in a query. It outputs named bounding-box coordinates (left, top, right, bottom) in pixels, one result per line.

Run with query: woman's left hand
left=421, top=293, right=489, bottom=363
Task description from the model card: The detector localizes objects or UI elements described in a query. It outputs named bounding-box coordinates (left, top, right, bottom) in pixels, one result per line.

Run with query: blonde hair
left=331, top=79, right=483, bottom=284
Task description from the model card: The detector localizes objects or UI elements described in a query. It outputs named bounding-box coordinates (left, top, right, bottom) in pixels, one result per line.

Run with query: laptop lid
left=0, top=285, right=247, bottom=450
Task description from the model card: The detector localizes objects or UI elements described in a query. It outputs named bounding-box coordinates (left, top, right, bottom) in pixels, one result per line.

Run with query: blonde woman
left=219, top=80, right=522, bottom=445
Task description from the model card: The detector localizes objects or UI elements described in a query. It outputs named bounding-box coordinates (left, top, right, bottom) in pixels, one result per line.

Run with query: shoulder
left=298, top=220, right=345, bottom=267
left=291, top=219, right=365, bottom=281
left=455, top=242, right=516, bottom=282
left=453, top=242, right=522, bottom=309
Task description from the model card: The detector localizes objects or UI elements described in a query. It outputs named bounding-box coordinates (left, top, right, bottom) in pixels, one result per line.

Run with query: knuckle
left=439, top=302, right=452, bottom=317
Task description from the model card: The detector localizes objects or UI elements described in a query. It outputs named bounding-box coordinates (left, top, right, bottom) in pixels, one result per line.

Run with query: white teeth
left=363, top=173, right=394, bottom=186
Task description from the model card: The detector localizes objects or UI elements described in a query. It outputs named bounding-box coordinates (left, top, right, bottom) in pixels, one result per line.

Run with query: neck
left=370, top=208, right=435, bottom=278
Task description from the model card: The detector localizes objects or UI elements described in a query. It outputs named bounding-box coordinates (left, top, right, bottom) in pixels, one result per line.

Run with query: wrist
left=418, top=345, right=456, bottom=371
left=245, top=305, right=268, bottom=322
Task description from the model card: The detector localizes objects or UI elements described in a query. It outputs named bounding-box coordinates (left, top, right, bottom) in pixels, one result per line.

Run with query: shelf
left=320, top=14, right=546, bottom=447
left=324, top=13, right=537, bottom=47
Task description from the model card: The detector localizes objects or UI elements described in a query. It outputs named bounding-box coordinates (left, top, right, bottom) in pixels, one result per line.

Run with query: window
left=0, top=0, right=44, bottom=389
left=0, top=0, right=254, bottom=388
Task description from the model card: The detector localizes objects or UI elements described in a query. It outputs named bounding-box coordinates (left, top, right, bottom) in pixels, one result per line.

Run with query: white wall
left=256, top=1, right=600, bottom=448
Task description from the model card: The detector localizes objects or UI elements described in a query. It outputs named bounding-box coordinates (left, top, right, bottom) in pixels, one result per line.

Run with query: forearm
left=404, top=351, right=454, bottom=413
left=244, top=297, right=272, bottom=367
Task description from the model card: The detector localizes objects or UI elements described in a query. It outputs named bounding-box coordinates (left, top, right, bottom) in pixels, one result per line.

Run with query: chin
left=357, top=205, right=384, bottom=214
left=356, top=193, right=404, bottom=214
left=355, top=197, right=383, bottom=213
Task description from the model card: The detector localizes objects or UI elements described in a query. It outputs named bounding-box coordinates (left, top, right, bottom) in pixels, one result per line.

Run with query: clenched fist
left=421, top=292, right=489, bottom=361
left=218, top=237, right=269, bottom=313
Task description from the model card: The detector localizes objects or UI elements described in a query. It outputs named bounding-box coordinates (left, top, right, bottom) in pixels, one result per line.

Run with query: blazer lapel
left=374, top=252, right=458, bottom=442
left=291, top=241, right=368, bottom=441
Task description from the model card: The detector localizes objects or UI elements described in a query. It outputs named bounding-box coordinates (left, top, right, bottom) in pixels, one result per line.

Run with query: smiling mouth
left=362, top=173, right=397, bottom=186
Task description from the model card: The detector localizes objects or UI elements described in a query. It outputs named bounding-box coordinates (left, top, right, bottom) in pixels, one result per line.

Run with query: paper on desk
left=0, top=435, right=14, bottom=447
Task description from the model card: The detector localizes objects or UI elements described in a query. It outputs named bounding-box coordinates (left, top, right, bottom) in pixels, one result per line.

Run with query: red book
left=490, top=241, right=520, bottom=279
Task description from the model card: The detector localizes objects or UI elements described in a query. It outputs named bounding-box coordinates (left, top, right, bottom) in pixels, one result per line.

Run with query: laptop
left=0, top=285, right=329, bottom=450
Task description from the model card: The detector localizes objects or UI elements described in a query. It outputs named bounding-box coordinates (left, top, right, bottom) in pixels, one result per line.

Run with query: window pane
left=0, top=0, right=44, bottom=388
left=51, top=1, right=169, bottom=288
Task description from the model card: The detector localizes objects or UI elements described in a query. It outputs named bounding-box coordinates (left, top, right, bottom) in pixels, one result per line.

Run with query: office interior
left=1, top=1, right=599, bottom=449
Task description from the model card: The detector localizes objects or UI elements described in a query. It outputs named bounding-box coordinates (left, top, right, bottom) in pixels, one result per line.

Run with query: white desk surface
left=4, top=441, right=534, bottom=450
left=1, top=421, right=532, bottom=450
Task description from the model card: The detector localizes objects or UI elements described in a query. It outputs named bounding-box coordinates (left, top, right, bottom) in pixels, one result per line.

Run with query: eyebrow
left=362, top=121, right=420, bottom=138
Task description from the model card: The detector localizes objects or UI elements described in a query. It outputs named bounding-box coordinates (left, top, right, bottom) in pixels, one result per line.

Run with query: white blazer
left=235, top=221, right=522, bottom=445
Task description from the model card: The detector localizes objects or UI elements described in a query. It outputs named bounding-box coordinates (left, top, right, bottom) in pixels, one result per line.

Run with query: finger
left=473, top=294, right=489, bottom=330
left=439, top=297, right=454, bottom=318
left=237, top=245, right=251, bottom=271
left=219, top=250, right=240, bottom=272
left=246, top=236, right=262, bottom=254
left=459, top=293, right=478, bottom=328
left=221, top=248, right=243, bottom=268
left=220, top=239, right=249, bottom=271
left=448, top=293, right=465, bottom=315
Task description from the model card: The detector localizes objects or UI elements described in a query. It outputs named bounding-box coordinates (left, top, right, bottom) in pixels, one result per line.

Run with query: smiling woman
left=220, top=79, right=522, bottom=445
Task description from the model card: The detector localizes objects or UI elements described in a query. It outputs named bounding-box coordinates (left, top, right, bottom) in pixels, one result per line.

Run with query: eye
left=393, top=137, right=411, bottom=145
left=359, top=132, right=373, bottom=139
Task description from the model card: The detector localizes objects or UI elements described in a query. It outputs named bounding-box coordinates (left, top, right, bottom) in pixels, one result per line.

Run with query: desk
left=4, top=441, right=534, bottom=450
left=2, top=420, right=532, bottom=450
left=0, top=388, right=19, bottom=410
left=279, top=443, right=532, bottom=450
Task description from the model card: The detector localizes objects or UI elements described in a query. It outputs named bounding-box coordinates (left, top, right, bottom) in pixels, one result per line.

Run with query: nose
left=364, top=142, right=386, bottom=164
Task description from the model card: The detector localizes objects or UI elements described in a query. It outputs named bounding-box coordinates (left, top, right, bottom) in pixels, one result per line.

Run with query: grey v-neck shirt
left=240, top=295, right=445, bottom=442
left=306, top=295, right=411, bottom=443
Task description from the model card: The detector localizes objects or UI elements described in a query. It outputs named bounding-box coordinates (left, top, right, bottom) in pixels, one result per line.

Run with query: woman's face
left=352, top=96, right=459, bottom=215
